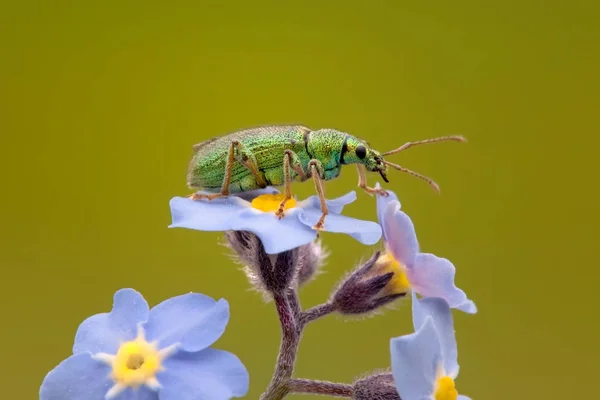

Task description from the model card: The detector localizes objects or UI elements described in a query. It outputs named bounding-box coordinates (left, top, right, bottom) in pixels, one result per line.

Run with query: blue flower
left=375, top=187, right=476, bottom=313
left=169, top=187, right=382, bottom=254
left=390, top=292, right=471, bottom=400
left=40, top=289, right=249, bottom=400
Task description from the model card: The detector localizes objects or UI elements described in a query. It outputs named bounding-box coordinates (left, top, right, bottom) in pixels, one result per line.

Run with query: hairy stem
left=288, top=379, right=354, bottom=397
left=260, top=291, right=301, bottom=400
left=261, top=290, right=340, bottom=399
left=287, top=287, right=302, bottom=322
left=301, top=302, right=336, bottom=326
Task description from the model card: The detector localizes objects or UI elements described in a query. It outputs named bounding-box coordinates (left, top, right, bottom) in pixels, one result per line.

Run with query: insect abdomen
left=187, top=125, right=310, bottom=193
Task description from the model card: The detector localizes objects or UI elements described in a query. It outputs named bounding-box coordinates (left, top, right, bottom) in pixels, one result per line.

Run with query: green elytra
left=187, top=125, right=465, bottom=229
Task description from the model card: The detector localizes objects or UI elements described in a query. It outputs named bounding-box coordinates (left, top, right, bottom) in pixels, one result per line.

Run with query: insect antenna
left=382, top=135, right=466, bottom=156
left=383, top=160, right=441, bottom=193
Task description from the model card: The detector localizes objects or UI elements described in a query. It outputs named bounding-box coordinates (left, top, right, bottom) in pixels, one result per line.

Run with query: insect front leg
left=190, top=140, right=267, bottom=200
left=356, top=164, right=388, bottom=197
left=275, top=150, right=306, bottom=219
left=308, top=159, right=328, bottom=231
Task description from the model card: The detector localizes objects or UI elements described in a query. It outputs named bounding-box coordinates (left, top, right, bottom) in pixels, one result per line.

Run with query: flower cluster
left=41, top=186, right=476, bottom=400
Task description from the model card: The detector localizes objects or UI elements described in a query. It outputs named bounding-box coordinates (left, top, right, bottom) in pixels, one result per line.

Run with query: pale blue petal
left=375, top=184, right=400, bottom=242
left=73, top=289, right=149, bottom=354
left=409, top=253, right=477, bottom=314
left=298, top=191, right=357, bottom=214
left=230, top=210, right=317, bottom=254
left=144, top=294, right=229, bottom=352
left=169, top=196, right=248, bottom=231
left=411, top=292, right=459, bottom=377
left=297, top=210, right=382, bottom=245
left=39, top=353, right=112, bottom=400
left=118, top=387, right=159, bottom=400
left=160, top=348, right=249, bottom=400
left=456, top=300, right=478, bottom=314
left=390, top=318, right=440, bottom=400
left=381, top=204, right=419, bottom=267
left=457, top=395, right=472, bottom=400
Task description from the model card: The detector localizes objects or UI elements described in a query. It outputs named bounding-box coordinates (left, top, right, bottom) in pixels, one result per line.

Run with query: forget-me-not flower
left=390, top=292, right=471, bottom=400
left=40, top=288, right=249, bottom=400
left=169, top=187, right=382, bottom=254
left=375, top=187, right=476, bottom=313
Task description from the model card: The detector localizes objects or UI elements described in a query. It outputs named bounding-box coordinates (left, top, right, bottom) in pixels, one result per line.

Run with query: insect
left=187, top=125, right=465, bottom=230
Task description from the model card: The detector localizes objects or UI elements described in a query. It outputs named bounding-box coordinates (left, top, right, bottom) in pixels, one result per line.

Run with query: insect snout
left=375, top=158, right=389, bottom=183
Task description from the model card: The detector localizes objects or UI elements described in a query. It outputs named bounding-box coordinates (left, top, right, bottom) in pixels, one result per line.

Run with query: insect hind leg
left=189, top=140, right=267, bottom=201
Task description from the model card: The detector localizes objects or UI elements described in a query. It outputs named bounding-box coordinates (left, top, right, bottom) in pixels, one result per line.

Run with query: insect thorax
left=305, top=129, right=348, bottom=171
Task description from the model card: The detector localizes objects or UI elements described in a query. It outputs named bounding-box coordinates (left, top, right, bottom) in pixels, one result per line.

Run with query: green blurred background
left=1, top=1, right=598, bottom=399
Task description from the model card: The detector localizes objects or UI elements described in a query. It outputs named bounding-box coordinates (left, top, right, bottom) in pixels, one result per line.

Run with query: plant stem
left=287, top=287, right=302, bottom=322
left=260, top=290, right=341, bottom=399
left=288, top=379, right=354, bottom=397
left=301, top=302, right=336, bottom=326
left=260, top=291, right=301, bottom=400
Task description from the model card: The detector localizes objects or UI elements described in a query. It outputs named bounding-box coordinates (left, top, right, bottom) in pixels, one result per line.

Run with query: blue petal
left=143, top=293, right=229, bottom=352
left=73, top=289, right=149, bottom=354
left=390, top=318, right=441, bottom=400
left=456, top=300, right=477, bottom=314
left=409, top=253, right=477, bottom=314
left=118, top=386, right=159, bottom=400
left=159, top=348, right=249, bottom=400
left=411, top=292, right=459, bottom=377
left=458, top=395, right=472, bottom=400
left=230, top=209, right=317, bottom=254
left=169, top=196, right=249, bottom=231
left=39, top=353, right=112, bottom=400
left=381, top=204, right=419, bottom=267
left=375, top=184, right=400, bottom=242
left=298, top=191, right=357, bottom=214
left=297, top=210, right=382, bottom=245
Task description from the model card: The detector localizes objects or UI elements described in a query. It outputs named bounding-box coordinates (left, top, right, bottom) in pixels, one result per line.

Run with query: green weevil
left=187, top=125, right=465, bottom=230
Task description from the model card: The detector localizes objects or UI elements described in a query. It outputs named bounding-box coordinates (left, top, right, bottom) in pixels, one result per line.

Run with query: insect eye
left=355, top=145, right=367, bottom=159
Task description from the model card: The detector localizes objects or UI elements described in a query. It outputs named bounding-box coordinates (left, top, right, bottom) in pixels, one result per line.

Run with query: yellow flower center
left=251, top=193, right=297, bottom=213
left=92, top=326, right=179, bottom=398
left=372, top=252, right=411, bottom=294
left=434, top=376, right=458, bottom=400
left=112, top=339, right=161, bottom=386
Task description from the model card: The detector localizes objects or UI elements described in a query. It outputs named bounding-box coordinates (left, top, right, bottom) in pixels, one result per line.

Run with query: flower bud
left=331, top=251, right=407, bottom=315
left=296, top=239, right=328, bottom=287
left=224, top=230, right=300, bottom=295
left=353, top=373, right=400, bottom=400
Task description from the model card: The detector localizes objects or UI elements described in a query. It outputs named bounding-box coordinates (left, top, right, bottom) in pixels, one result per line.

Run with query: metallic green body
left=187, top=125, right=383, bottom=193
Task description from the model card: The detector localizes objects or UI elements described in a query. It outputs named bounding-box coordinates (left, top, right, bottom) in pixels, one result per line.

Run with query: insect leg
left=190, top=140, right=267, bottom=200
left=308, top=159, right=328, bottom=231
left=356, top=164, right=389, bottom=196
left=235, top=145, right=268, bottom=189
left=275, top=150, right=306, bottom=219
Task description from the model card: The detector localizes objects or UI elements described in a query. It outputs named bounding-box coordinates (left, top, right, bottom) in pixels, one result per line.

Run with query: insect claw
left=275, top=209, right=286, bottom=219
left=188, top=193, right=227, bottom=201
left=360, top=186, right=389, bottom=197
left=312, top=216, right=326, bottom=231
